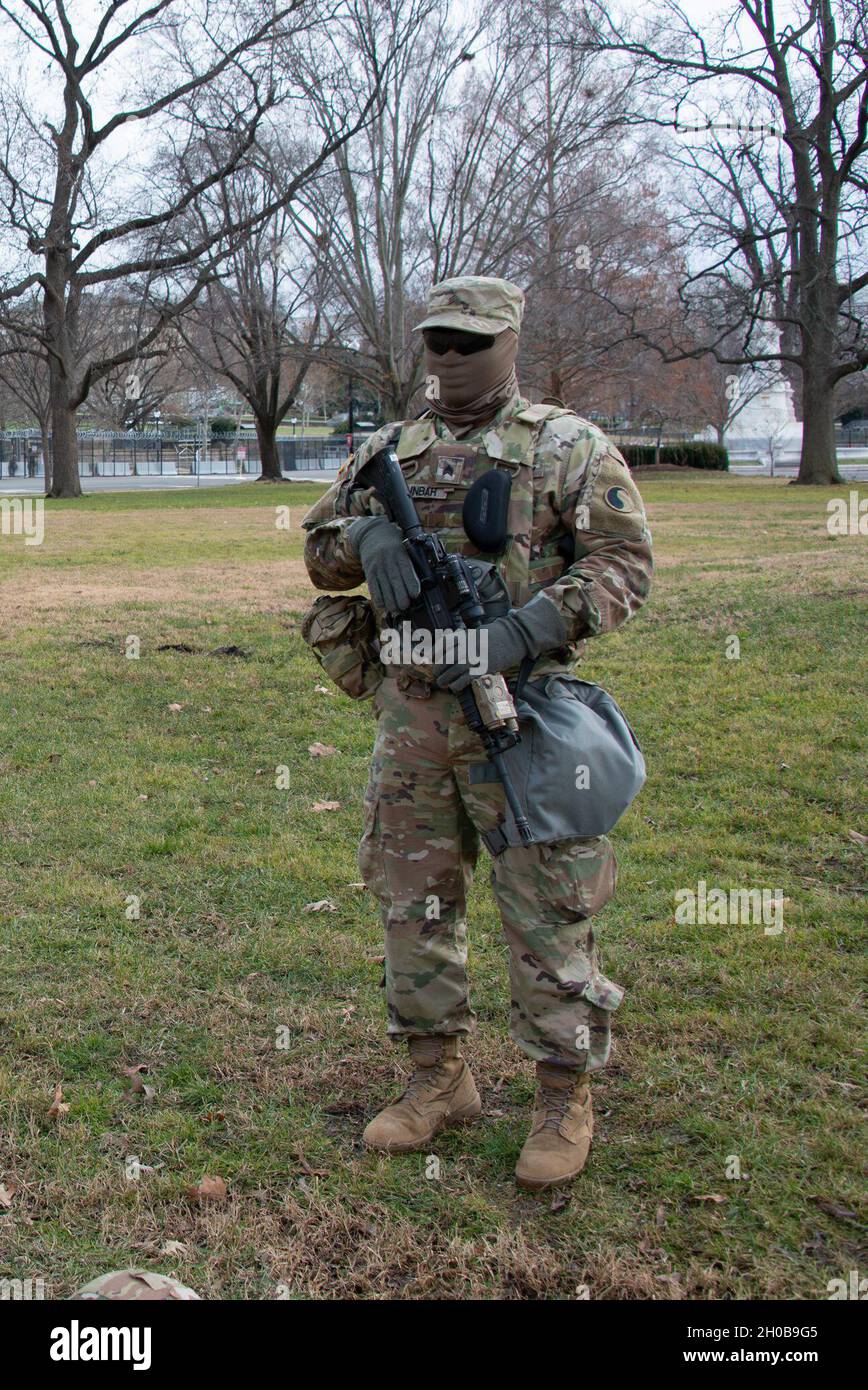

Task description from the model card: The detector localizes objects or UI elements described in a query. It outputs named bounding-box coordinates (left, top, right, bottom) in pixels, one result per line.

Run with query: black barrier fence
left=0, top=431, right=366, bottom=480
left=2, top=424, right=866, bottom=483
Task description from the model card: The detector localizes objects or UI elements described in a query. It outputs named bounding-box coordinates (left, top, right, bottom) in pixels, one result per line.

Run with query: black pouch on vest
left=462, top=468, right=511, bottom=553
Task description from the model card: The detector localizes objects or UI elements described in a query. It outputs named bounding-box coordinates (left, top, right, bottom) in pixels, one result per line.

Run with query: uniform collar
left=431, top=391, right=526, bottom=441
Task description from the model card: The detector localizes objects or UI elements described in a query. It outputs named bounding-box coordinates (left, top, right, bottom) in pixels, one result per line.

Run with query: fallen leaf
left=655, top=1203, right=667, bottom=1229
left=312, top=801, right=341, bottom=812
left=187, top=1175, right=228, bottom=1204
left=304, top=899, right=337, bottom=913
left=691, top=1193, right=728, bottom=1204
left=550, top=1190, right=571, bottom=1213
left=122, top=1063, right=149, bottom=1089
left=314, top=685, right=332, bottom=695
left=846, top=829, right=867, bottom=846
left=0, top=1183, right=16, bottom=1209
left=167, top=702, right=184, bottom=712
left=348, top=882, right=367, bottom=891
left=809, top=1197, right=859, bottom=1223
left=160, top=1240, right=188, bottom=1257
left=47, top=1082, right=69, bottom=1120
left=123, top=1084, right=156, bottom=1103
left=308, top=742, right=337, bottom=757
left=291, top=1151, right=329, bottom=1178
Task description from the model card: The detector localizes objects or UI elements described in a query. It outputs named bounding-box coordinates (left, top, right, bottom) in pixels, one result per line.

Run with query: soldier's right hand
left=346, top=515, right=421, bottom=615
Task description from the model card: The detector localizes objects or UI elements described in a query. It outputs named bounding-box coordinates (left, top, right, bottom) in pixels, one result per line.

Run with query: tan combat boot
left=363, top=1035, right=481, bottom=1153
left=515, top=1063, right=593, bottom=1190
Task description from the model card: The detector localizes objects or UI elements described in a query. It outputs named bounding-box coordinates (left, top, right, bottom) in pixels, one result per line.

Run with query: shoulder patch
left=604, top=484, right=636, bottom=514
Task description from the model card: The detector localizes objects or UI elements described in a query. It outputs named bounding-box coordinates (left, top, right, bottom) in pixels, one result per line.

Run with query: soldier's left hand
left=434, top=593, right=569, bottom=694
left=434, top=615, right=528, bottom=694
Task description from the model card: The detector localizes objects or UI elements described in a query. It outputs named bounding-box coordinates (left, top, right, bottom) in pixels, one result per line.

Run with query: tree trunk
left=795, top=356, right=840, bottom=484
left=255, top=418, right=283, bottom=481
left=43, top=245, right=81, bottom=498
left=47, top=375, right=81, bottom=497
left=40, top=425, right=51, bottom=492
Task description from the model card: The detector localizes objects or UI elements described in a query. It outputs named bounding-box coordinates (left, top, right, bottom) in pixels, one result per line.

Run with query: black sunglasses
left=422, top=328, right=496, bottom=356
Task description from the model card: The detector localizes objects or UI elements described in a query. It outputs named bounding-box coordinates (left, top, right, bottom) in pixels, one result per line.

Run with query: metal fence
left=2, top=421, right=864, bottom=483
left=0, top=430, right=364, bottom=480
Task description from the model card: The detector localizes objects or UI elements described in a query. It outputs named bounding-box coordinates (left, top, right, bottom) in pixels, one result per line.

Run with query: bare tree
left=294, top=0, right=640, bottom=419
left=0, top=297, right=51, bottom=466
left=176, top=147, right=347, bottom=480
left=585, top=0, right=868, bottom=484
left=0, top=0, right=382, bottom=496
left=287, top=0, right=488, bottom=419
left=462, top=0, right=639, bottom=402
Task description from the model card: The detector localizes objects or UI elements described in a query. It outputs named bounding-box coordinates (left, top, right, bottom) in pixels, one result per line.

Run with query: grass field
left=0, top=473, right=865, bottom=1300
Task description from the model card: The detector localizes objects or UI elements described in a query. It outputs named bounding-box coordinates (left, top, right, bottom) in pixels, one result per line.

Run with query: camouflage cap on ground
left=414, top=276, right=525, bottom=336
left=70, top=1269, right=202, bottom=1300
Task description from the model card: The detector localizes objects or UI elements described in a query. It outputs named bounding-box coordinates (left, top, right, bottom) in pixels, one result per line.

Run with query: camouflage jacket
left=301, top=393, right=652, bottom=675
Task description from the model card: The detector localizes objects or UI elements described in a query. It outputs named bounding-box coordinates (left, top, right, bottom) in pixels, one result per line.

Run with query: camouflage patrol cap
left=414, top=275, right=525, bottom=337
left=70, top=1269, right=201, bottom=1300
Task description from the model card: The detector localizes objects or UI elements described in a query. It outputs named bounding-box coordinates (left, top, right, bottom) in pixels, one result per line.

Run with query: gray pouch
left=496, top=674, right=646, bottom=845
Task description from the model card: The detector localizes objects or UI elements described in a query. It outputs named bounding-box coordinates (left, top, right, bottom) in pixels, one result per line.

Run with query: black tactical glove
left=435, top=592, right=568, bottom=694
left=346, top=515, right=421, bottom=614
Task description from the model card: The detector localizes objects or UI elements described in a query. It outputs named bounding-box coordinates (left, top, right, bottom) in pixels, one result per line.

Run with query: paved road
left=729, top=462, right=868, bottom=481
left=0, top=472, right=338, bottom=495
left=3, top=464, right=866, bottom=495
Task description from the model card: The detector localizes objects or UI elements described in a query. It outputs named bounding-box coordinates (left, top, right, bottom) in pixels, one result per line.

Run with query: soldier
left=302, top=276, right=652, bottom=1189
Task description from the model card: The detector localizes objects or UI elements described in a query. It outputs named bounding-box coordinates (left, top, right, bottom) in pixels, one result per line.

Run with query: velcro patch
left=585, top=455, right=647, bottom=539
left=435, top=456, right=464, bottom=482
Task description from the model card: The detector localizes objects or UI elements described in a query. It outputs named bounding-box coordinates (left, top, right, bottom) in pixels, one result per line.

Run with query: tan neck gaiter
left=424, top=329, right=519, bottom=434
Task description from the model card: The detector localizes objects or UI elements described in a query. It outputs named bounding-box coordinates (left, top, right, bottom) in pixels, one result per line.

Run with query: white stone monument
left=724, top=329, right=802, bottom=468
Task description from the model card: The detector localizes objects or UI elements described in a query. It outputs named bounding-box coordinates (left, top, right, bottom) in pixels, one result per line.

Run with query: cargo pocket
left=575, top=970, right=624, bottom=1071
left=577, top=970, right=625, bottom=1014
left=537, top=836, right=616, bottom=922
left=358, top=788, right=389, bottom=908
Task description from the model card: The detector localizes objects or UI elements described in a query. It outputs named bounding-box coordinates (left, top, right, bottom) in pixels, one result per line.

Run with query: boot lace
left=539, top=1082, right=574, bottom=1131
left=402, top=1062, right=447, bottom=1104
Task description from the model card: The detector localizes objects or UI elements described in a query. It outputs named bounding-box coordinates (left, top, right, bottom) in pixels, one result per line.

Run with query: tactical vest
left=392, top=400, right=573, bottom=608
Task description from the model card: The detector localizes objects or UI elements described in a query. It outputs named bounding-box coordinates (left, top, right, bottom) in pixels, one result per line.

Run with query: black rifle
left=355, top=445, right=532, bottom=849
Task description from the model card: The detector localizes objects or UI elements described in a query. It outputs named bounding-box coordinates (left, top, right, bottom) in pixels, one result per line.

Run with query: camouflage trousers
left=358, top=677, right=625, bottom=1071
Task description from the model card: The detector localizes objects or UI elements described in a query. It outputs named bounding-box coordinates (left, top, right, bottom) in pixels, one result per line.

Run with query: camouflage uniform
left=302, top=282, right=651, bottom=1072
